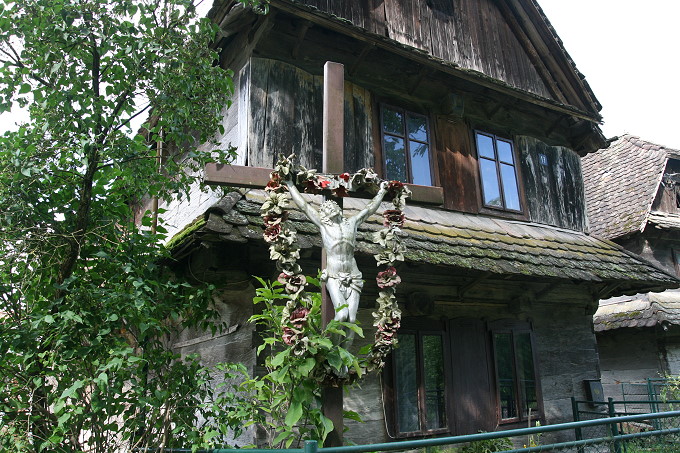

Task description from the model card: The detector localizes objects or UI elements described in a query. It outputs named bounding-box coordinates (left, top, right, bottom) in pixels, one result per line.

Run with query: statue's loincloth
left=320, top=269, right=364, bottom=299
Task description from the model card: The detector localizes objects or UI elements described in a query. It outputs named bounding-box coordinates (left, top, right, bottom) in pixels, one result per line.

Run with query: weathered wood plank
left=517, top=136, right=586, bottom=231
left=293, top=67, right=323, bottom=169
left=205, top=163, right=271, bottom=188
left=265, top=57, right=296, bottom=168
left=247, top=58, right=271, bottom=167
left=436, top=116, right=480, bottom=212
left=343, top=83, right=374, bottom=173
left=205, top=163, right=443, bottom=204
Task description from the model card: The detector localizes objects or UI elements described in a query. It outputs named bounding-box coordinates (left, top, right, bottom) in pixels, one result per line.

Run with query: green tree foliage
left=0, top=0, right=264, bottom=451
left=206, top=278, right=363, bottom=449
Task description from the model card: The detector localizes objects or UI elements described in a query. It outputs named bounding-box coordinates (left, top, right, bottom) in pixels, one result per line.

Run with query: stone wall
left=597, top=328, right=662, bottom=401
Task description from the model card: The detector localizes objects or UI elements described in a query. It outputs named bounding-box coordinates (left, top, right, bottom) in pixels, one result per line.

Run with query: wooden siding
left=245, top=57, right=373, bottom=172
left=298, top=0, right=552, bottom=100
left=518, top=136, right=587, bottom=231
left=241, top=59, right=589, bottom=232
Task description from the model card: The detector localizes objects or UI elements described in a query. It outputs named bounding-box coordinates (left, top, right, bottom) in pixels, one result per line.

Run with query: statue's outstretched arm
left=285, top=180, right=323, bottom=228
left=353, top=181, right=389, bottom=225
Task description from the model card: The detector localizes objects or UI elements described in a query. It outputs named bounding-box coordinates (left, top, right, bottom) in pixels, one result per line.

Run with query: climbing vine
left=260, top=155, right=410, bottom=380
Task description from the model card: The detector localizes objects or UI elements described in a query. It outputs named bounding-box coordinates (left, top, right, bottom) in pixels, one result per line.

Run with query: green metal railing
left=154, top=410, right=680, bottom=453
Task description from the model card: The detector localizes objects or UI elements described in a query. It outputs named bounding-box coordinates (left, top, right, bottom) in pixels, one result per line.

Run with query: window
left=381, top=105, right=433, bottom=186
left=491, top=323, right=539, bottom=423
left=388, top=319, right=541, bottom=437
left=475, top=131, right=521, bottom=211
left=392, top=330, right=447, bottom=435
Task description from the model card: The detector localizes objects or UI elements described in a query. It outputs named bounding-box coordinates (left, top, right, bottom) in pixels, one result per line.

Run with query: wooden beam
left=321, top=61, right=345, bottom=448
left=348, top=43, right=375, bottom=76
left=291, top=20, right=312, bottom=59
left=456, top=272, right=491, bottom=301
left=204, top=163, right=444, bottom=204
left=204, top=163, right=271, bottom=188
left=323, top=62, right=345, bottom=174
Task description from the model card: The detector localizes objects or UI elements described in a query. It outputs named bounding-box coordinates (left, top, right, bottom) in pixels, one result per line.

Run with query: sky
left=1, top=1, right=678, bottom=149
left=536, top=0, right=680, bottom=149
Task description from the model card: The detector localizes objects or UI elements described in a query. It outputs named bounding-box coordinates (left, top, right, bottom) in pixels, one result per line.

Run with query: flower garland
left=260, top=154, right=410, bottom=377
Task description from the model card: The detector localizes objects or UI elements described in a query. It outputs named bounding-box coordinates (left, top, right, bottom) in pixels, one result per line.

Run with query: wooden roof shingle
left=172, top=190, right=680, bottom=297
left=593, top=291, right=680, bottom=332
left=582, top=135, right=676, bottom=240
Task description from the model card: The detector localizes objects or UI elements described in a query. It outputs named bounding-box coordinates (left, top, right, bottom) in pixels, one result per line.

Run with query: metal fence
left=156, top=410, right=680, bottom=453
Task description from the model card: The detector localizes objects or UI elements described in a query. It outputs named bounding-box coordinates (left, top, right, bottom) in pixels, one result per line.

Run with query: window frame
left=474, top=130, right=523, bottom=213
left=388, top=325, right=450, bottom=438
left=379, top=103, right=436, bottom=187
left=488, top=320, right=543, bottom=425
left=386, top=318, right=543, bottom=437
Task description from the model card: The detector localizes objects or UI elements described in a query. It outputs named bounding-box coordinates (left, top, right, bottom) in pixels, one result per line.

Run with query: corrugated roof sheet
left=582, top=135, right=672, bottom=240
left=174, top=190, right=679, bottom=294
left=593, top=291, right=680, bottom=332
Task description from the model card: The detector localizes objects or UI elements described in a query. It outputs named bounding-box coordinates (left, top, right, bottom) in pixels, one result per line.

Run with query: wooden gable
left=273, top=0, right=601, bottom=119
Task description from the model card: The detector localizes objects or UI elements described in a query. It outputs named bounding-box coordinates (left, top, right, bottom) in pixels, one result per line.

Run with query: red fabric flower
left=383, top=209, right=405, bottom=228
left=388, top=180, right=404, bottom=191
left=278, top=272, right=307, bottom=294
left=376, top=266, right=401, bottom=288
left=263, top=212, right=288, bottom=227
left=319, top=178, right=330, bottom=188
left=263, top=224, right=281, bottom=243
left=333, top=186, right=349, bottom=198
left=290, top=306, right=310, bottom=328
left=282, top=327, right=295, bottom=345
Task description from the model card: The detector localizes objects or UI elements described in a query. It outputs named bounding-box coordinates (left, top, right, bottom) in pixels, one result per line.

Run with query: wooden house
left=583, top=135, right=680, bottom=400
left=160, top=1, right=679, bottom=444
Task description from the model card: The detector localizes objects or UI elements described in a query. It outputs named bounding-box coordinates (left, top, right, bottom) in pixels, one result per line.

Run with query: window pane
left=500, top=163, right=521, bottom=211
left=384, top=136, right=407, bottom=182
left=480, top=158, right=502, bottom=207
left=516, top=333, right=538, bottom=418
left=495, top=333, right=517, bottom=420
left=423, top=335, right=447, bottom=430
left=476, top=133, right=495, bottom=159
left=497, top=139, right=514, bottom=164
left=410, top=142, right=432, bottom=186
left=383, top=108, right=404, bottom=135
left=407, top=114, right=428, bottom=142
left=395, top=333, right=419, bottom=432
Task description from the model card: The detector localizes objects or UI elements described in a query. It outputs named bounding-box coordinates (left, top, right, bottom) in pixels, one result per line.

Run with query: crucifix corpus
left=285, top=179, right=388, bottom=328
left=206, top=62, right=409, bottom=447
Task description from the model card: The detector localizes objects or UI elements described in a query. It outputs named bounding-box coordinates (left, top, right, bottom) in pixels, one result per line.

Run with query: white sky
left=537, top=0, right=680, bottom=149
left=2, top=1, right=678, bottom=149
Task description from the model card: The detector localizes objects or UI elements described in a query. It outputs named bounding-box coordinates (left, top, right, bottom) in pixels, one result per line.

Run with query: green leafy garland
left=260, top=155, right=410, bottom=378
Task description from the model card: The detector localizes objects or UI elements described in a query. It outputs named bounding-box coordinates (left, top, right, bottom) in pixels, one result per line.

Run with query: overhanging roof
left=170, top=190, right=679, bottom=297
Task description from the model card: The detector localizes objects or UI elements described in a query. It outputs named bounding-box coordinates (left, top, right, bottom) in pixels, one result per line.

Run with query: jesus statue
left=285, top=179, right=389, bottom=325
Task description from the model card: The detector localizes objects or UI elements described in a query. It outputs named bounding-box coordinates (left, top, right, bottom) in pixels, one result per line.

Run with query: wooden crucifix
left=205, top=61, right=350, bottom=446
left=319, top=61, right=345, bottom=447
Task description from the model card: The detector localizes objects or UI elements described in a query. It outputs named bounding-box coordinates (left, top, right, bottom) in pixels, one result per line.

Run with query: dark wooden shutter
left=448, top=318, right=496, bottom=434
left=435, top=117, right=480, bottom=212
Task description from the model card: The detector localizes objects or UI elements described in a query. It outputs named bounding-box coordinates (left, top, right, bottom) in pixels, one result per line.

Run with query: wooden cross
left=205, top=61, right=347, bottom=446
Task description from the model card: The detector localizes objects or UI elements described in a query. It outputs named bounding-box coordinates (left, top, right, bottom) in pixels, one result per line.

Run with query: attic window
left=475, top=131, right=522, bottom=212
left=381, top=105, right=433, bottom=186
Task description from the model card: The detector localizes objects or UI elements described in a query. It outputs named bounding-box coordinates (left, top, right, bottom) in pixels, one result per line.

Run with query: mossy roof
left=171, top=190, right=680, bottom=296
left=594, top=291, right=680, bottom=332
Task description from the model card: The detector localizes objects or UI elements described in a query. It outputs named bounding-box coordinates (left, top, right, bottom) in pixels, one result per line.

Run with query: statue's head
left=320, top=200, right=342, bottom=225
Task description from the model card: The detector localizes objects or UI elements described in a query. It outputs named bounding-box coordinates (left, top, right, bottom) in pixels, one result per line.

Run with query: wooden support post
left=321, top=61, right=344, bottom=447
